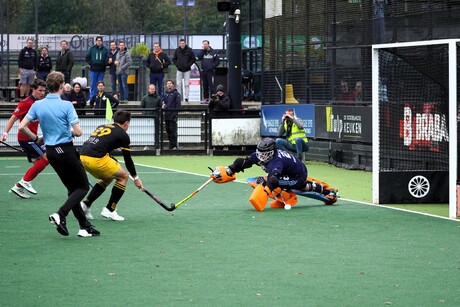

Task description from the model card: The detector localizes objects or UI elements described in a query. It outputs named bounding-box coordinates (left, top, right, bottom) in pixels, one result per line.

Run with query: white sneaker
left=80, top=202, right=94, bottom=220
left=18, top=179, right=37, bottom=194
left=101, top=207, right=125, bottom=221
left=9, top=185, right=31, bottom=199
left=77, top=226, right=100, bottom=237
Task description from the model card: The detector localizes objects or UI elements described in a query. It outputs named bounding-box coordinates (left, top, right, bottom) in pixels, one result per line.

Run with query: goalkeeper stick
left=0, top=140, right=24, bottom=152
left=172, top=178, right=213, bottom=209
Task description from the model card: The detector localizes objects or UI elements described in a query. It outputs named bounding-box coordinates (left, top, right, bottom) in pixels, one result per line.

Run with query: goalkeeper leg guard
left=269, top=190, right=298, bottom=208
left=249, top=184, right=269, bottom=211
left=270, top=200, right=284, bottom=209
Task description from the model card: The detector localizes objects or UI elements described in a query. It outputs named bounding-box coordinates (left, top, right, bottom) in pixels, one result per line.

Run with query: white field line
left=3, top=160, right=459, bottom=222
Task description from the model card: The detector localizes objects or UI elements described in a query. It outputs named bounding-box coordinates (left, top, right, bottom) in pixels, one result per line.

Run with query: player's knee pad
left=249, top=184, right=269, bottom=211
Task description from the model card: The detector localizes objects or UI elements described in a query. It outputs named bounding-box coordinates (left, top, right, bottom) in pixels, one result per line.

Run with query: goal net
left=372, top=39, right=459, bottom=218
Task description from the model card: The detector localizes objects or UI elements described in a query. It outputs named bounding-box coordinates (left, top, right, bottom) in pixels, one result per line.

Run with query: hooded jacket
left=18, top=47, right=37, bottom=70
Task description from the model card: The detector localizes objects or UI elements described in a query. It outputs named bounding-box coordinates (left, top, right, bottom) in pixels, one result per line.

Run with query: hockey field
left=1, top=156, right=459, bottom=306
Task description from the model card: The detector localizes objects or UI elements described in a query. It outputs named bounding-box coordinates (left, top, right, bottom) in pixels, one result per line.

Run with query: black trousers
left=165, top=118, right=178, bottom=149
left=46, top=142, right=90, bottom=228
left=201, top=70, right=215, bottom=100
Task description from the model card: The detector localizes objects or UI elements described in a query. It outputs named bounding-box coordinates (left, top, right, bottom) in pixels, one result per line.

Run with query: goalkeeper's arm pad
left=228, top=157, right=253, bottom=173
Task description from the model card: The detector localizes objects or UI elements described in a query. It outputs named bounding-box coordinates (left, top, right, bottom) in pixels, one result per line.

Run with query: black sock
left=106, top=182, right=126, bottom=211
left=83, top=181, right=107, bottom=207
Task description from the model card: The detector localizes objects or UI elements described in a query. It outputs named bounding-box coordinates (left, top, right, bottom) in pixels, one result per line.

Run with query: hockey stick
left=129, top=175, right=175, bottom=211
left=0, top=140, right=24, bottom=152
left=172, top=178, right=213, bottom=209
left=143, top=188, right=175, bottom=211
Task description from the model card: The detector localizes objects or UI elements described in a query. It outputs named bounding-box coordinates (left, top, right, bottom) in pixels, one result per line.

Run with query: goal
left=372, top=39, right=459, bottom=218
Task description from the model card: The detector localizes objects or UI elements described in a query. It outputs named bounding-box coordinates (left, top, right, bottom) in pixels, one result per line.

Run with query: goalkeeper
left=210, top=138, right=338, bottom=211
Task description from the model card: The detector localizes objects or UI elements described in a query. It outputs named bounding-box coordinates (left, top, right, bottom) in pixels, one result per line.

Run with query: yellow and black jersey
left=80, top=123, right=130, bottom=158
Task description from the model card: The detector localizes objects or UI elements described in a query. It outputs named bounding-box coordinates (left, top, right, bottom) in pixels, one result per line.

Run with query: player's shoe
left=9, top=185, right=31, bottom=199
left=80, top=202, right=94, bottom=220
left=48, top=213, right=69, bottom=236
left=101, top=207, right=125, bottom=221
left=18, top=179, right=37, bottom=194
left=324, top=190, right=339, bottom=205
left=78, top=226, right=101, bottom=237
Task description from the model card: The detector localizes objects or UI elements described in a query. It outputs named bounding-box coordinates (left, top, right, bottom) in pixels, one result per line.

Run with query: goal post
left=372, top=39, right=459, bottom=219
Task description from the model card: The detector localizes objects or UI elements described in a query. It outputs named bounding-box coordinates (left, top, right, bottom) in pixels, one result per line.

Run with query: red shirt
left=12, top=95, right=38, bottom=141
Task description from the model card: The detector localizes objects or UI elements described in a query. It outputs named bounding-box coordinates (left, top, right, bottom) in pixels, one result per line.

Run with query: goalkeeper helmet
left=256, top=138, right=276, bottom=163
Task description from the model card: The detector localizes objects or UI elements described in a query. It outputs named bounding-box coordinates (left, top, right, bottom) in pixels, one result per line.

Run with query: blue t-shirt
left=26, top=93, right=79, bottom=146
left=249, top=149, right=307, bottom=190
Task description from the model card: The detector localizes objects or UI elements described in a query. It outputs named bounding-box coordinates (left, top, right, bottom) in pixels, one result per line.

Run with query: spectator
left=69, top=82, right=87, bottom=116
left=173, top=38, right=195, bottom=103
left=112, top=92, right=120, bottom=102
left=208, top=84, right=230, bottom=114
left=108, top=40, right=118, bottom=94
left=337, top=79, right=357, bottom=101
left=275, top=108, right=309, bottom=161
left=162, top=80, right=181, bottom=149
left=146, top=42, right=171, bottom=97
left=37, top=47, right=52, bottom=81
left=197, top=40, right=220, bottom=101
left=355, top=81, right=363, bottom=101
left=140, top=84, right=162, bottom=116
left=60, top=83, right=72, bottom=101
left=89, top=81, right=119, bottom=116
left=86, top=36, right=108, bottom=99
left=115, top=40, right=132, bottom=102
left=18, top=38, right=37, bottom=98
left=56, top=40, right=74, bottom=84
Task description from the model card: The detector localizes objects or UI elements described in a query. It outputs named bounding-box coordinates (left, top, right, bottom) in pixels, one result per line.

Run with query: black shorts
left=19, top=140, right=46, bottom=163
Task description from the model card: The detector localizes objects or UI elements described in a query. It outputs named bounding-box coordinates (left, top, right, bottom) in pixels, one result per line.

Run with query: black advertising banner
left=315, top=105, right=372, bottom=142
left=379, top=171, right=448, bottom=203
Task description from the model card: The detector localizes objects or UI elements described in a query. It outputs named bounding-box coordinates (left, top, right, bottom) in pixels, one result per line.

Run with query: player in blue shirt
left=211, top=138, right=338, bottom=211
left=19, top=71, right=99, bottom=238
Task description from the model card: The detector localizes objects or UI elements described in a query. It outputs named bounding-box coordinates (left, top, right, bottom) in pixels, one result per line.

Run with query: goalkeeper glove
left=210, top=166, right=235, bottom=183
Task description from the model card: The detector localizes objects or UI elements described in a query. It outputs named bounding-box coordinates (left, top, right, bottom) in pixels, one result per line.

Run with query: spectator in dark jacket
left=162, top=80, right=181, bottom=149
left=37, top=47, right=52, bottom=81
left=60, top=83, right=72, bottom=101
left=172, top=39, right=195, bottom=102
left=69, top=82, right=87, bottom=115
left=86, top=36, right=108, bottom=100
left=146, top=42, right=171, bottom=97
left=140, top=84, right=162, bottom=116
left=18, top=38, right=37, bottom=98
left=197, top=40, right=220, bottom=101
left=108, top=41, right=118, bottom=94
left=89, top=81, right=119, bottom=116
left=56, top=40, right=74, bottom=84
left=209, top=84, right=231, bottom=114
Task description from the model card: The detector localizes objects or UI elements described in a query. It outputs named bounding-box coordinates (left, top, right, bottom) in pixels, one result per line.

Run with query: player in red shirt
left=2, top=79, right=48, bottom=198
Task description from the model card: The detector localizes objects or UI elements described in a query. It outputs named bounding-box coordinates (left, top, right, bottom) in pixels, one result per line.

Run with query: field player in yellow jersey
left=80, top=110, right=143, bottom=221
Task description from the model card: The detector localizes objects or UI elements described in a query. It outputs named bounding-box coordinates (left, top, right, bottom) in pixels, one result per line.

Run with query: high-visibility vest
left=284, top=121, right=308, bottom=144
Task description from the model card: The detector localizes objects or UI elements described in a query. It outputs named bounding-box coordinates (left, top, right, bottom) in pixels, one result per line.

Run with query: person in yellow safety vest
left=275, top=108, right=309, bottom=161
